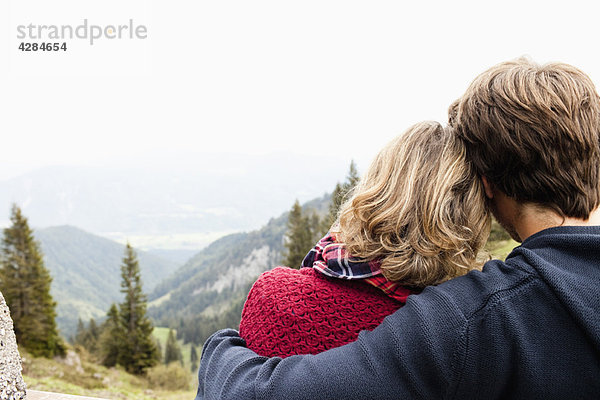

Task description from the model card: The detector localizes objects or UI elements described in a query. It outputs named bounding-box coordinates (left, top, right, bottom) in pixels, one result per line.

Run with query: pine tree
left=164, top=328, right=183, bottom=365
left=89, top=318, right=99, bottom=339
left=85, top=318, right=99, bottom=354
left=74, top=318, right=100, bottom=355
left=345, top=160, right=360, bottom=190
left=0, top=204, right=64, bottom=357
left=321, top=182, right=344, bottom=234
left=320, top=160, right=361, bottom=235
left=117, top=244, right=159, bottom=374
left=282, top=200, right=313, bottom=268
left=99, top=303, right=123, bottom=367
left=155, top=338, right=163, bottom=362
left=74, top=318, right=86, bottom=345
left=190, top=345, right=199, bottom=372
left=309, top=211, right=322, bottom=244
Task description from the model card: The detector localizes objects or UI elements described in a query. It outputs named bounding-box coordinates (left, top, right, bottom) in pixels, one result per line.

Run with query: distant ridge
left=1, top=157, right=347, bottom=252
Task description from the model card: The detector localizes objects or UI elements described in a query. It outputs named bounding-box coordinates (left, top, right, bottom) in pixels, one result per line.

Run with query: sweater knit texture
left=239, top=267, right=403, bottom=357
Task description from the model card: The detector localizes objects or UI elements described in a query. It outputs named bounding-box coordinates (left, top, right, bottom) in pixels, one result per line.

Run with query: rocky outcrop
left=0, top=291, right=26, bottom=400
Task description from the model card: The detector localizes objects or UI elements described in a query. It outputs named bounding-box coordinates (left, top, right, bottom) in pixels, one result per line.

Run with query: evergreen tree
left=86, top=318, right=100, bottom=354
left=99, top=303, right=123, bottom=367
left=309, top=211, right=322, bottom=244
left=74, top=318, right=86, bottom=345
left=164, top=328, right=183, bottom=365
left=178, top=317, right=185, bottom=341
left=345, top=160, right=360, bottom=190
left=282, top=200, right=313, bottom=268
left=0, top=204, right=64, bottom=357
left=320, top=160, right=361, bottom=235
left=74, top=318, right=100, bottom=354
left=321, top=182, right=343, bottom=234
left=155, top=338, right=163, bottom=362
left=117, top=244, right=159, bottom=374
left=89, top=318, right=99, bottom=338
left=190, top=345, right=199, bottom=372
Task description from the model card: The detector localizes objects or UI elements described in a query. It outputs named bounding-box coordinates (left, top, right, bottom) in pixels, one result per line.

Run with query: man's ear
left=481, top=176, right=494, bottom=199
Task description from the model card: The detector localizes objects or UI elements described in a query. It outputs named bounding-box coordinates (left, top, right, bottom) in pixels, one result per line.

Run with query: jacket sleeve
left=195, top=286, right=468, bottom=400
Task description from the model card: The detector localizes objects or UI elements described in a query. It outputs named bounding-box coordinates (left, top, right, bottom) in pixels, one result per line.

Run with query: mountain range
left=29, top=192, right=330, bottom=340
left=1, top=154, right=348, bottom=253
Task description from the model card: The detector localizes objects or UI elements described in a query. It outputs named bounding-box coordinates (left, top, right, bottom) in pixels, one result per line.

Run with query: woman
left=239, top=121, right=490, bottom=358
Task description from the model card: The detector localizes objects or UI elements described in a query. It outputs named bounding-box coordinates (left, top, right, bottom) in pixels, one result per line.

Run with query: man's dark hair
left=450, top=58, right=600, bottom=219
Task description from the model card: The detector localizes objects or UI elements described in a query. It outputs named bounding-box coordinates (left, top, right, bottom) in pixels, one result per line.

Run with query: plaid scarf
left=301, top=233, right=415, bottom=303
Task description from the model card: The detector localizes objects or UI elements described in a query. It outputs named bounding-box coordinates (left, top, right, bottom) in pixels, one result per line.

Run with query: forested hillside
left=34, top=225, right=179, bottom=338
left=148, top=194, right=331, bottom=345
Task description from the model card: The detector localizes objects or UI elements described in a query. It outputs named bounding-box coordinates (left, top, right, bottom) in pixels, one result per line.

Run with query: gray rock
left=0, top=291, right=27, bottom=400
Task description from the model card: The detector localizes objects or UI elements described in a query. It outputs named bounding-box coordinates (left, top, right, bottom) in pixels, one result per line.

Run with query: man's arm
left=195, top=286, right=469, bottom=400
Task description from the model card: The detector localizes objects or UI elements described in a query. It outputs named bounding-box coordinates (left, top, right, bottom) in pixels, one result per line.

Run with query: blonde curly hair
left=336, top=121, right=490, bottom=288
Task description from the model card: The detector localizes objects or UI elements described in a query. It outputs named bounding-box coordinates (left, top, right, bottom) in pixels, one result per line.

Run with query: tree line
left=282, top=160, right=360, bottom=268
left=0, top=205, right=64, bottom=358
left=72, top=243, right=199, bottom=373
left=0, top=204, right=166, bottom=375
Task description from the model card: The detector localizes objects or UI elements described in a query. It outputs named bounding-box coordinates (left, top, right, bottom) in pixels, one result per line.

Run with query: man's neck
left=516, top=205, right=600, bottom=241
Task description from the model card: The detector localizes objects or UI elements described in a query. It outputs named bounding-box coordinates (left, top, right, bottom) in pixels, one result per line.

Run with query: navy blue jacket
left=195, top=226, right=600, bottom=399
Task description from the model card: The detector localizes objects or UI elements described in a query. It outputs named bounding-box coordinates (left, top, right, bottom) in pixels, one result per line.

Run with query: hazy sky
left=1, top=0, right=598, bottom=181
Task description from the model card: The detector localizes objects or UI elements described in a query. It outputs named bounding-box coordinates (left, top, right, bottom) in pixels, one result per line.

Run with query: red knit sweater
left=239, top=266, right=405, bottom=358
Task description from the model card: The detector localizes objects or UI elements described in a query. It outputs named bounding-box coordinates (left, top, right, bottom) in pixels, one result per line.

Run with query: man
left=195, top=59, right=600, bottom=399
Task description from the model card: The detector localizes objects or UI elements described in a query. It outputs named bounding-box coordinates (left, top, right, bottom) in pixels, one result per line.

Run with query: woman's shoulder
left=251, top=265, right=332, bottom=288
left=257, top=265, right=317, bottom=280
left=243, top=266, right=336, bottom=312
left=239, top=266, right=403, bottom=357
left=247, top=266, right=399, bottom=302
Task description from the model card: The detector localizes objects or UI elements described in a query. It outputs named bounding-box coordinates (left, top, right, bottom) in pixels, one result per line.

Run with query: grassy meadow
left=152, top=327, right=197, bottom=372
left=21, top=327, right=197, bottom=399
